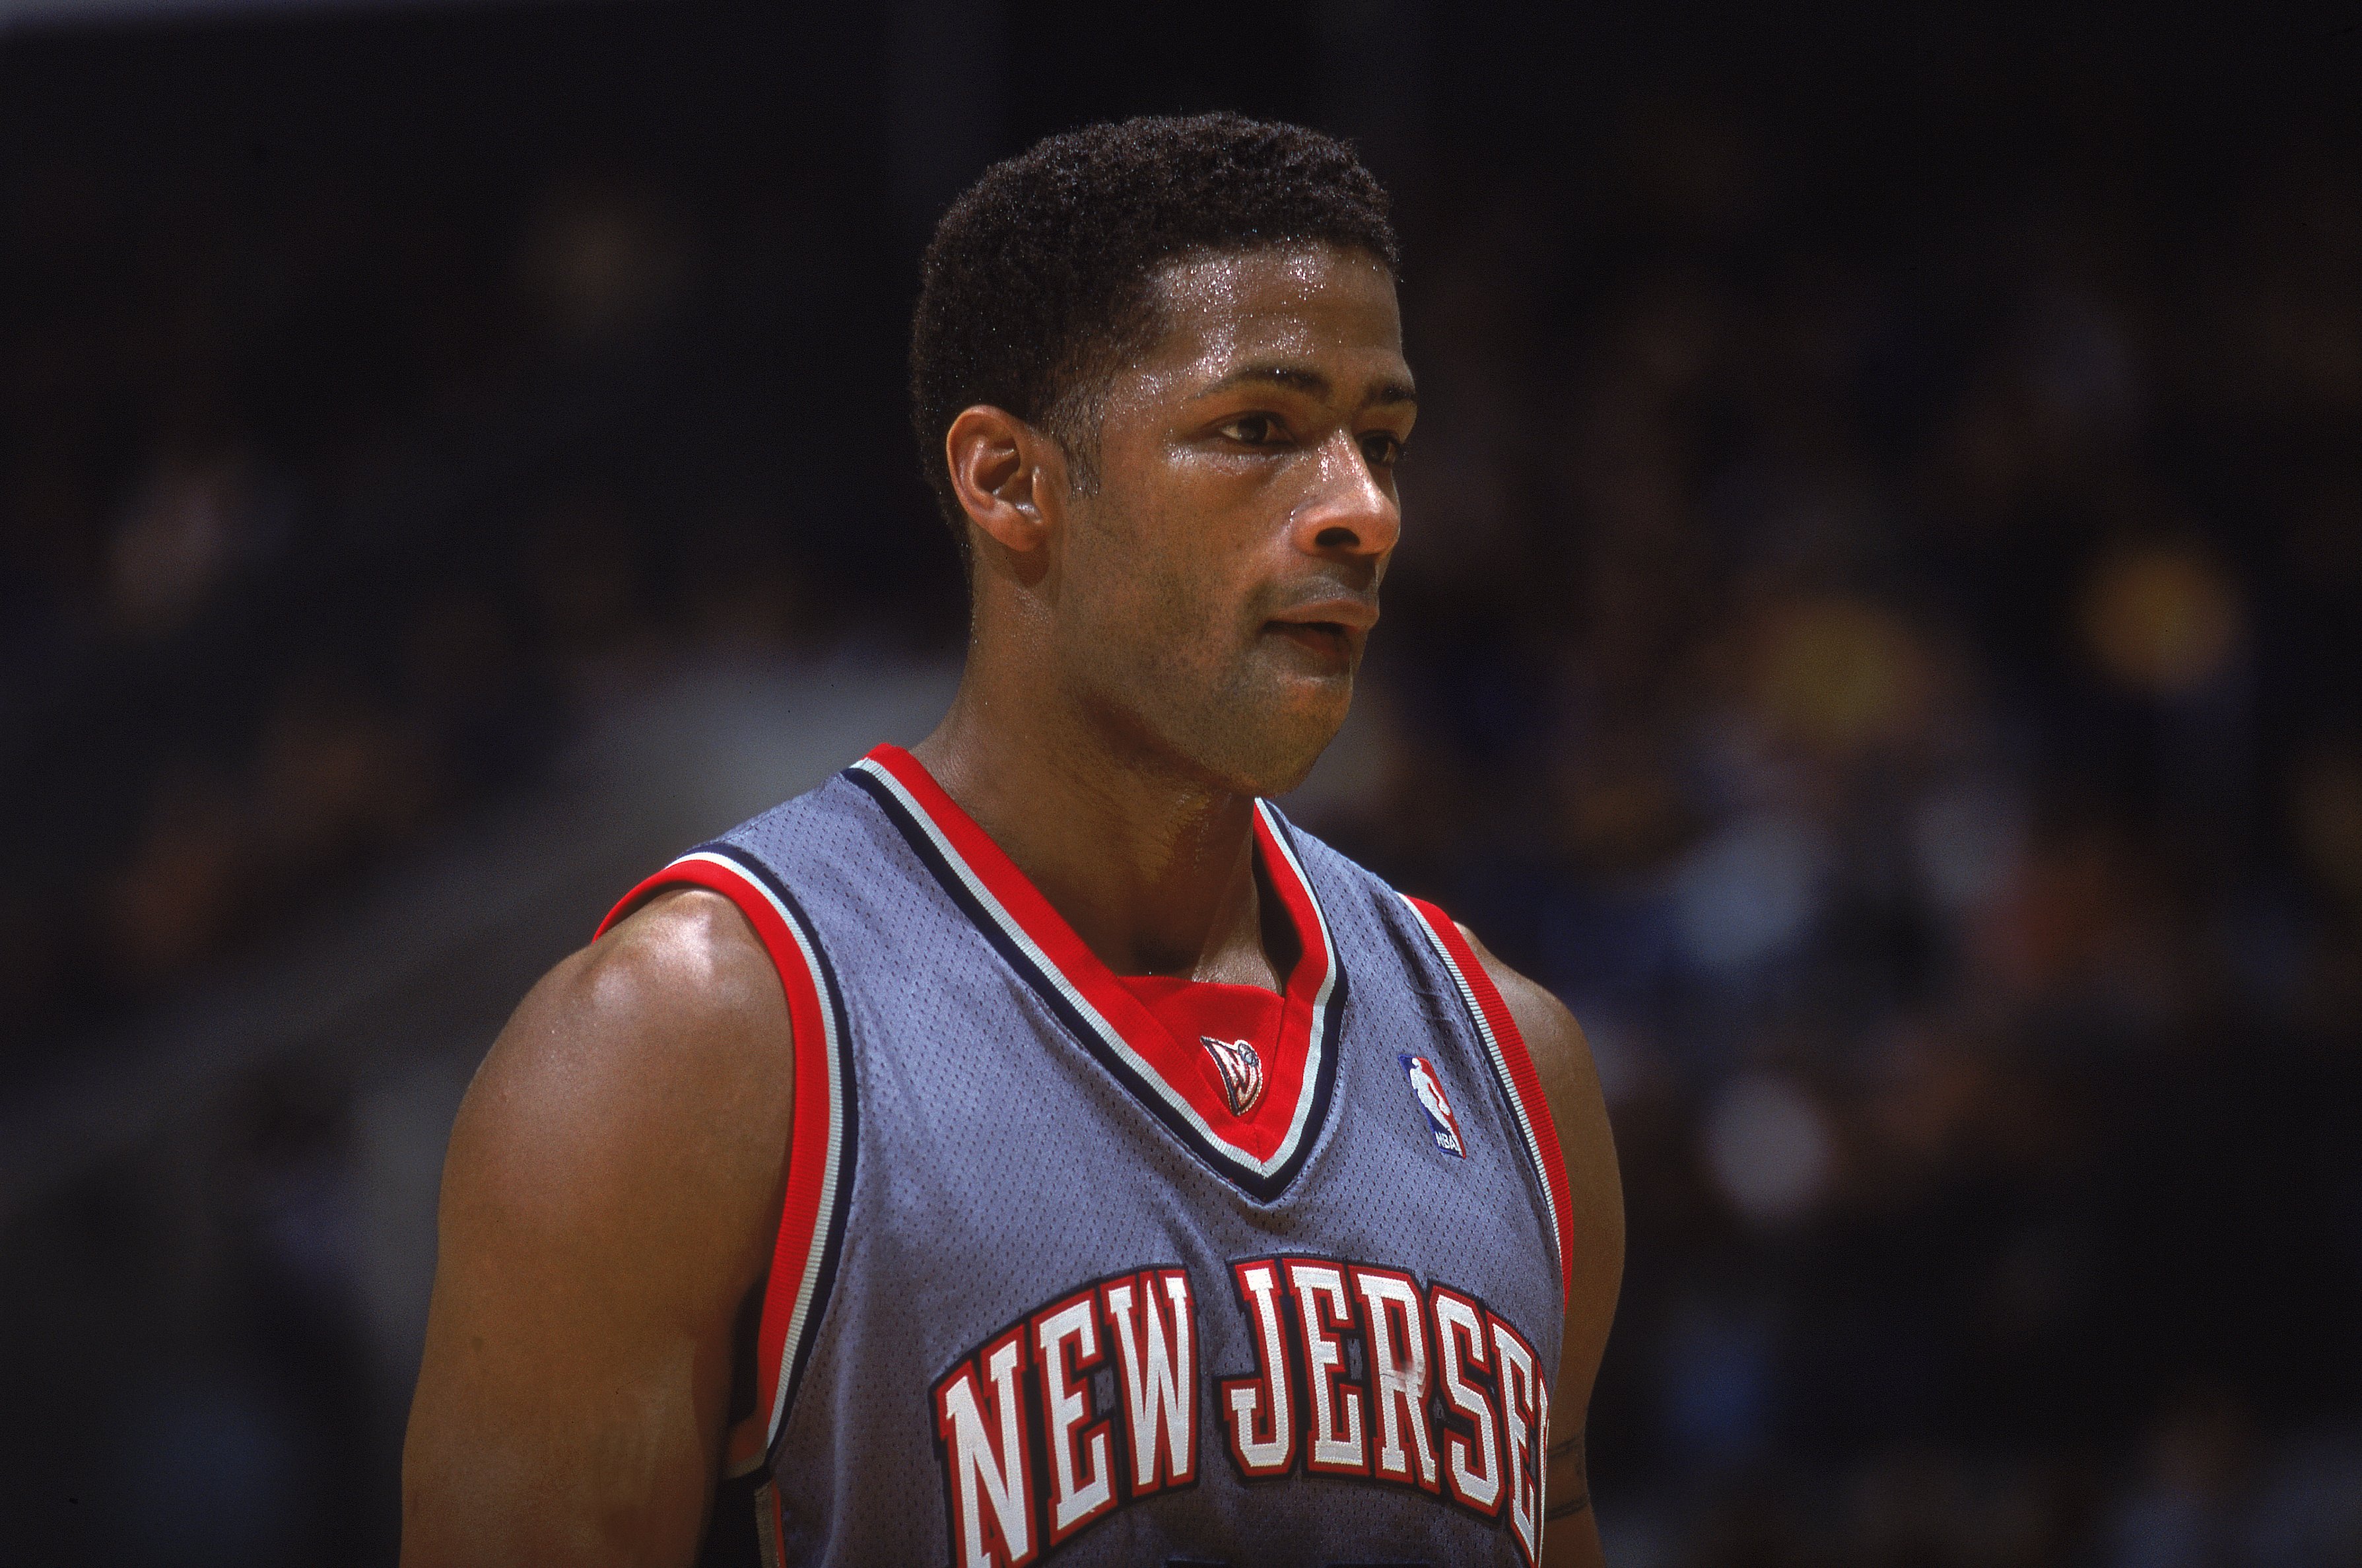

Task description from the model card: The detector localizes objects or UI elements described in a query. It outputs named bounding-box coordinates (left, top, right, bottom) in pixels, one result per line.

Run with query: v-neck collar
left=844, top=744, right=1346, bottom=1202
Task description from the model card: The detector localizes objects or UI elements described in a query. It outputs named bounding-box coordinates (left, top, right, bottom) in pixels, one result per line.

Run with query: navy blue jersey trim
left=842, top=767, right=1341, bottom=1205
left=1257, top=809, right=1349, bottom=1193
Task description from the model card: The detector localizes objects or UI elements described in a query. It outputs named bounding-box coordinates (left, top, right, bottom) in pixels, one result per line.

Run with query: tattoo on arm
left=1544, top=1429, right=1589, bottom=1520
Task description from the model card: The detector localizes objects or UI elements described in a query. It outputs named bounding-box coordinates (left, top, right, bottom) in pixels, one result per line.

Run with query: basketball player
left=402, top=114, right=1623, bottom=1567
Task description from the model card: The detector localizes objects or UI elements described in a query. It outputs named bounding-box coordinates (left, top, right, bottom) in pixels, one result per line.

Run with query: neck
left=910, top=672, right=1285, bottom=990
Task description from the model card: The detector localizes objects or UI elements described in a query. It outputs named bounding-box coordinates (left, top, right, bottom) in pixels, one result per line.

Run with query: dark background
left=4, top=2, right=2359, bottom=1563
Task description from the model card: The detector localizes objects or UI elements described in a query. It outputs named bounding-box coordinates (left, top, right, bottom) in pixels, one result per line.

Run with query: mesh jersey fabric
left=619, top=753, right=1572, bottom=1567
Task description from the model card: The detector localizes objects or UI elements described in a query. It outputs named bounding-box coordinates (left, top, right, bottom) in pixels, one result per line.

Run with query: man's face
left=1049, top=242, right=1414, bottom=797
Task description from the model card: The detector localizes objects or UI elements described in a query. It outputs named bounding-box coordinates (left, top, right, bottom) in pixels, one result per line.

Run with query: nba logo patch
left=1399, top=1054, right=1467, bottom=1157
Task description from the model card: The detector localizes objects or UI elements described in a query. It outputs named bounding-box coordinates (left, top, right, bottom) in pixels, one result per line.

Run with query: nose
left=1288, top=428, right=1401, bottom=562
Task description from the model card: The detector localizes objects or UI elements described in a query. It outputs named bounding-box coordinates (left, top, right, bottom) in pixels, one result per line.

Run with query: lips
left=1263, top=591, right=1378, bottom=669
left=1269, top=621, right=1355, bottom=656
left=1267, top=595, right=1379, bottom=634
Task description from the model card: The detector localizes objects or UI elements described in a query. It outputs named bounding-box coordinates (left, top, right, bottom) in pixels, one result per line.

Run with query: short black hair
left=910, top=112, right=1400, bottom=559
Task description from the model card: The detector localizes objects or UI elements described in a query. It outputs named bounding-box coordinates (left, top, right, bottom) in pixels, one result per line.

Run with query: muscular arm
left=1460, top=926, right=1625, bottom=1568
left=401, top=889, right=795, bottom=1567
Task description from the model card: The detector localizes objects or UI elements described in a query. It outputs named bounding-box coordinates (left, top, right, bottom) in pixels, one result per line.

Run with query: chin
left=1178, top=677, right=1352, bottom=800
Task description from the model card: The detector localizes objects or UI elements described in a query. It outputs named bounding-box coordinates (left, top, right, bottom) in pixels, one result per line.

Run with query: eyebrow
left=1196, top=362, right=1418, bottom=407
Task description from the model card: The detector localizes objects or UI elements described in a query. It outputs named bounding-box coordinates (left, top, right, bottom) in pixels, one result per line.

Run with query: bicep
left=1533, top=1011, right=1621, bottom=1567
left=401, top=895, right=793, bottom=1567
left=1459, top=926, right=1623, bottom=1567
left=1530, top=1002, right=1624, bottom=1410
left=404, top=1141, right=723, bottom=1565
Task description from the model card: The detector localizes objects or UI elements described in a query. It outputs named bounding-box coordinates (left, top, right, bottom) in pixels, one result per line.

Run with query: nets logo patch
left=1201, top=1036, right=1266, bottom=1117
left=1399, top=1054, right=1467, bottom=1157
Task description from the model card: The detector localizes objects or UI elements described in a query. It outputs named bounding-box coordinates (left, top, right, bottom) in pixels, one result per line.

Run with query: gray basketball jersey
left=597, top=745, right=1578, bottom=1567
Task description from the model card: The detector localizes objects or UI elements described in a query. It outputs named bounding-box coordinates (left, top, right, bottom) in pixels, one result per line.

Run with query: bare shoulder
left=428, top=885, right=799, bottom=1361
left=471, top=883, right=794, bottom=1122
left=445, top=885, right=796, bottom=1254
left=403, top=888, right=796, bottom=1562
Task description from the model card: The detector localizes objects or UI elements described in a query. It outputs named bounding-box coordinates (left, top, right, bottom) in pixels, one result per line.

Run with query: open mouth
left=1267, top=620, right=1356, bottom=662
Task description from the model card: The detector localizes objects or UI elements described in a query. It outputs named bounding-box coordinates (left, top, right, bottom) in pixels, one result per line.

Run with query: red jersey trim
left=596, top=846, right=854, bottom=1472
left=845, top=745, right=1342, bottom=1198
left=1401, top=896, right=1575, bottom=1309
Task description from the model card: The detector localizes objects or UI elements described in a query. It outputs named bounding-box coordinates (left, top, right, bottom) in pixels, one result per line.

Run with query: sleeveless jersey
left=595, top=745, right=1578, bottom=1567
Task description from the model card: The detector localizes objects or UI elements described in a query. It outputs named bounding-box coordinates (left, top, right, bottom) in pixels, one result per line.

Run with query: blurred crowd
left=1328, top=90, right=2362, bottom=1567
left=3, top=10, right=928, bottom=1081
left=5, top=5, right=2359, bottom=1565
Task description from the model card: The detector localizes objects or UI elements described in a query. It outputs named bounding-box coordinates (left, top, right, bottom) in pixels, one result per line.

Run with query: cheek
left=1068, top=491, right=1227, bottom=644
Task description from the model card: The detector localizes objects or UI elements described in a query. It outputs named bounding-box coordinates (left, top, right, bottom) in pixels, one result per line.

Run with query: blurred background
left=4, top=1, right=2359, bottom=1562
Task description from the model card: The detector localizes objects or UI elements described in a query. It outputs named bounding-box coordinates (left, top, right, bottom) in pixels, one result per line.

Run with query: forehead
left=1137, top=244, right=1405, bottom=386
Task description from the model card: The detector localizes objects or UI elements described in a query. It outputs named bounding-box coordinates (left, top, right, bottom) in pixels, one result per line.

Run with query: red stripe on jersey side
left=858, top=745, right=1330, bottom=1167
left=596, top=853, right=840, bottom=1465
left=754, top=1478, right=787, bottom=1568
left=1403, top=896, right=1576, bottom=1311
left=722, top=1411, right=766, bottom=1478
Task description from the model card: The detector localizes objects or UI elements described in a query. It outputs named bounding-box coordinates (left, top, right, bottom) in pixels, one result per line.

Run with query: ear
left=945, top=405, right=1069, bottom=562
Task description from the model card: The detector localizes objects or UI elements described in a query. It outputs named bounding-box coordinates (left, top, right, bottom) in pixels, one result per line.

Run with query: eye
left=1360, top=431, right=1406, bottom=468
left=1219, top=413, right=1286, bottom=447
